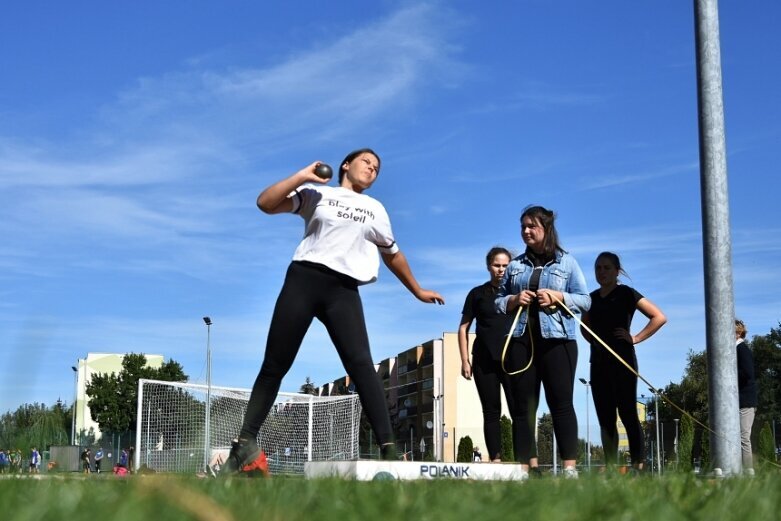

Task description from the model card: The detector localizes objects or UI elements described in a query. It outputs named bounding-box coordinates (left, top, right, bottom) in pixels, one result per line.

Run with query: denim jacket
left=495, top=250, right=590, bottom=340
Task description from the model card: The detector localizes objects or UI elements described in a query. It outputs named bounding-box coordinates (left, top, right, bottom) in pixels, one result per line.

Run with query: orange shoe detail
left=241, top=450, right=270, bottom=477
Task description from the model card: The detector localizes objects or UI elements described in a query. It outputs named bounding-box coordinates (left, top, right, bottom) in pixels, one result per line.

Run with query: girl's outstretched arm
left=381, top=251, right=445, bottom=304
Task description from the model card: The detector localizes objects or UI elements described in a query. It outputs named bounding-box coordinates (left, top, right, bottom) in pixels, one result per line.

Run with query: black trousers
left=507, top=332, right=579, bottom=462
left=240, top=262, right=393, bottom=445
left=472, top=351, right=533, bottom=461
left=590, top=349, right=645, bottom=465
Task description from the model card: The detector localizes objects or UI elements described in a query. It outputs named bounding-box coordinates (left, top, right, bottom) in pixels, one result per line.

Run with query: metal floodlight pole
left=694, top=0, right=741, bottom=476
left=203, top=316, right=213, bottom=472
left=651, top=387, right=662, bottom=476
left=661, top=422, right=666, bottom=473
left=579, top=378, right=591, bottom=471
left=71, top=365, right=78, bottom=445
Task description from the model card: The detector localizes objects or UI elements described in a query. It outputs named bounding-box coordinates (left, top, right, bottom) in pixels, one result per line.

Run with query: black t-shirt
left=736, top=340, right=758, bottom=408
left=588, top=285, right=643, bottom=363
left=461, top=282, right=512, bottom=361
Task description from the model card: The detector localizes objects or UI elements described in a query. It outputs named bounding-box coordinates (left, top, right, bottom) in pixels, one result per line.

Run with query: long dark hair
left=520, top=205, right=562, bottom=257
left=338, top=148, right=381, bottom=183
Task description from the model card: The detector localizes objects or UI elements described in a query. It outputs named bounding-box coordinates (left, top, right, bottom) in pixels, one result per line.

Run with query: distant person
left=472, top=446, right=483, bottom=462
left=128, top=446, right=135, bottom=473
left=736, top=319, right=757, bottom=476
left=0, top=449, right=8, bottom=474
left=221, top=149, right=444, bottom=475
left=207, top=449, right=229, bottom=478
left=495, top=205, right=590, bottom=479
left=11, top=449, right=22, bottom=473
left=29, top=447, right=40, bottom=474
left=581, top=252, right=666, bottom=471
left=94, top=448, right=104, bottom=473
left=117, top=448, right=128, bottom=469
left=81, top=448, right=92, bottom=473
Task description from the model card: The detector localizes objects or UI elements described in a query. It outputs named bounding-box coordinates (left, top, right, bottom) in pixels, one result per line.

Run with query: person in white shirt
left=222, top=149, right=444, bottom=475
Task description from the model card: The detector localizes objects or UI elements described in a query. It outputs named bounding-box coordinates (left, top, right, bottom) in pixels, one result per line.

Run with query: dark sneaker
left=380, top=442, right=398, bottom=461
left=529, top=466, right=543, bottom=479
left=220, top=439, right=268, bottom=477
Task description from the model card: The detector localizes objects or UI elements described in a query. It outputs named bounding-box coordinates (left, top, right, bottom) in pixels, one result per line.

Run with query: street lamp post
left=650, top=387, right=662, bottom=476
left=203, top=316, right=213, bottom=473
left=71, top=365, right=78, bottom=445
left=661, top=422, right=666, bottom=473
left=579, top=378, right=591, bottom=471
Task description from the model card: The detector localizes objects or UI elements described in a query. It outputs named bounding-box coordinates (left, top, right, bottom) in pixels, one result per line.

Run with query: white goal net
left=135, top=379, right=362, bottom=475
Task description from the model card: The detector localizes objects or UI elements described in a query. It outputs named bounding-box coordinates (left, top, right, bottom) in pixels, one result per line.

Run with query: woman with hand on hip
left=222, top=148, right=444, bottom=475
left=495, top=205, right=590, bottom=478
left=581, top=252, right=666, bottom=471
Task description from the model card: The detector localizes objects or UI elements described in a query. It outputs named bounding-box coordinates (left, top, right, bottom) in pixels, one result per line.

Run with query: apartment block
left=319, top=332, right=511, bottom=462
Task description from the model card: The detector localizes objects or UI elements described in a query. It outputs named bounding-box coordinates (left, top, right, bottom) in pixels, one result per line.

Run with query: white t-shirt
left=290, top=185, right=399, bottom=284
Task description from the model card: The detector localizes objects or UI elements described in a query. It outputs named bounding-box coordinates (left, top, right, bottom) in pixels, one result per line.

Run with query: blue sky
left=2, top=2, right=780, bottom=440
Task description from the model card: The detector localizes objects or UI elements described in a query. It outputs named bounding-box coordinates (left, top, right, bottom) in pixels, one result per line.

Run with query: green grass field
left=2, top=472, right=780, bottom=521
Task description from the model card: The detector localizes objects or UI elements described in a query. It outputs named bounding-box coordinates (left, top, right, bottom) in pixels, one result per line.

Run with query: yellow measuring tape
left=497, top=291, right=777, bottom=469
left=546, top=293, right=780, bottom=469
left=500, top=303, right=533, bottom=375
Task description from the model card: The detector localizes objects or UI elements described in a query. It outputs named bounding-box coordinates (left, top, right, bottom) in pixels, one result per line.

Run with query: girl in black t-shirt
left=581, top=252, right=666, bottom=470
left=459, top=247, right=521, bottom=462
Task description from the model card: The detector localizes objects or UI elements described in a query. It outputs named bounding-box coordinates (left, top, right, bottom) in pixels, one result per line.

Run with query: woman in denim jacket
left=496, top=205, right=590, bottom=477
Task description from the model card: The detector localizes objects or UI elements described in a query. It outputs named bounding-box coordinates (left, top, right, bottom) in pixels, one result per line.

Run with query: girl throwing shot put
left=222, top=149, right=444, bottom=475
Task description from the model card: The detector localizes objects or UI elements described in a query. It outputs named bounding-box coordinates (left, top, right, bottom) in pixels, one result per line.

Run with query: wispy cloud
left=578, top=161, right=698, bottom=190
left=469, top=81, right=607, bottom=116
left=0, top=4, right=465, bottom=283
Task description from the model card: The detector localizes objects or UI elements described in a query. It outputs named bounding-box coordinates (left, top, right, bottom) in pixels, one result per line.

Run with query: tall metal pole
left=694, top=0, right=741, bottom=476
left=81, top=361, right=87, bottom=445
left=71, top=365, right=78, bottom=445
left=203, top=317, right=212, bottom=473
left=652, top=388, right=661, bottom=476
left=661, top=422, right=665, bottom=474
left=579, top=378, right=591, bottom=471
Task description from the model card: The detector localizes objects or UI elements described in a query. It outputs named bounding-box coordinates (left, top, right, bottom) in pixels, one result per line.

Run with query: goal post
left=135, top=379, right=362, bottom=475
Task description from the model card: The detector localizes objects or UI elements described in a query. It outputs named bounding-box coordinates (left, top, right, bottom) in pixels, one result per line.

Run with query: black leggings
left=472, top=352, right=534, bottom=461
left=590, top=350, right=645, bottom=465
left=240, top=261, right=393, bottom=445
left=507, top=333, right=579, bottom=462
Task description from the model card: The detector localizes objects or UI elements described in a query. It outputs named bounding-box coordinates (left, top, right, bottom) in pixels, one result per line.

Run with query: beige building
left=320, top=332, right=510, bottom=462
left=617, top=401, right=647, bottom=457
left=73, top=353, right=164, bottom=442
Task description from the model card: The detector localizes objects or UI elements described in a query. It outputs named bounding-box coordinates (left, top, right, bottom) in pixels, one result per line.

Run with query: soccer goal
left=135, top=379, right=362, bottom=475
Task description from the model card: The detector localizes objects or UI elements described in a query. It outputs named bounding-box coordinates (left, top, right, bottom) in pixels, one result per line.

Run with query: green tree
left=750, top=325, right=781, bottom=431
left=678, top=414, right=694, bottom=472
left=698, top=427, right=710, bottom=471
left=0, top=402, right=70, bottom=451
left=500, top=415, right=514, bottom=461
left=536, top=413, right=553, bottom=465
left=299, top=377, right=318, bottom=396
left=86, top=353, right=187, bottom=440
left=456, top=435, right=474, bottom=462
left=757, top=421, right=775, bottom=469
left=660, top=325, right=781, bottom=471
